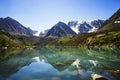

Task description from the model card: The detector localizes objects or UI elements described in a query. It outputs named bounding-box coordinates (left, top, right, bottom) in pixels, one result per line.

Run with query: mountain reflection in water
left=0, top=47, right=120, bottom=80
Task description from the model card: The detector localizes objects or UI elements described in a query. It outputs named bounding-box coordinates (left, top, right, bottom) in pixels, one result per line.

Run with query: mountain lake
left=0, top=47, right=120, bottom=80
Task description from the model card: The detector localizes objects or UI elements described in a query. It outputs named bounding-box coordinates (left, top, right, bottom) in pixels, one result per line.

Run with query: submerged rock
left=91, top=74, right=109, bottom=80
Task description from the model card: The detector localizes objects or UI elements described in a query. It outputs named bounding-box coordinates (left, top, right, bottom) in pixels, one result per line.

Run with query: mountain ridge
left=97, top=8, right=120, bottom=33
left=46, top=21, right=76, bottom=38
left=0, top=17, right=36, bottom=36
left=68, top=19, right=104, bottom=34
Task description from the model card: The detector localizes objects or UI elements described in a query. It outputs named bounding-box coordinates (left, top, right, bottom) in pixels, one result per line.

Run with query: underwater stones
left=91, top=74, right=109, bottom=80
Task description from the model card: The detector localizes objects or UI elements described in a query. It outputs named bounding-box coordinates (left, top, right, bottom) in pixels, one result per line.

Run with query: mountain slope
left=0, top=17, right=35, bottom=36
left=0, top=29, right=22, bottom=48
left=46, top=9, right=120, bottom=48
left=68, top=20, right=104, bottom=34
left=97, top=9, right=120, bottom=32
left=46, top=22, right=76, bottom=38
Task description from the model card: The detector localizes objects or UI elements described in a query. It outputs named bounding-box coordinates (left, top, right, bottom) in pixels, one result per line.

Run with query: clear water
left=0, top=47, right=120, bottom=80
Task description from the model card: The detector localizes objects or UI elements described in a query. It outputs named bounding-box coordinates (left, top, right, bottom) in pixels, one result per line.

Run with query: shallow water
left=0, top=47, right=120, bottom=80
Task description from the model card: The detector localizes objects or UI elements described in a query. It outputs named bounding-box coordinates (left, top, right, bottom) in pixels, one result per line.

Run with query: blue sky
left=0, top=0, right=120, bottom=31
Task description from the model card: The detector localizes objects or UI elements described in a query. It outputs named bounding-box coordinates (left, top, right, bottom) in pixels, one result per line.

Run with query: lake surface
left=0, top=47, right=120, bottom=80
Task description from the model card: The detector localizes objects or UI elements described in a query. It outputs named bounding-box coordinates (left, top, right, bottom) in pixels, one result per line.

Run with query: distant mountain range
left=68, top=20, right=104, bottom=34
left=0, top=17, right=36, bottom=36
left=0, top=9, right=119, bottom=38
left=0, top=17, right=104, bottom=38
left=42, top=20, right=104, bottom=38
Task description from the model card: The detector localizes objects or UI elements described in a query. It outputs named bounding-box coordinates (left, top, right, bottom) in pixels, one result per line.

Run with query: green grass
left=46, top=31, right=120, bottom=48
left=0, top=30, right=23, bottom=48
left=58, top=38, right=70, bottom=43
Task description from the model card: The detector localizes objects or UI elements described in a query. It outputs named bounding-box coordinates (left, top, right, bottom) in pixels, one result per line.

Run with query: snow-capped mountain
left=39, top=29, right=49, bottom=37
left=33, top=31, right=40, bottom=36
left=68, top=20, right=104, bottom=34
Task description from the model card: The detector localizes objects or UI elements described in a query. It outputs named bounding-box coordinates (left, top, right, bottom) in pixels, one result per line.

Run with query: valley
left=0, top=1, right=120, bottom=80
left=0, top=9, right=120, bottom=49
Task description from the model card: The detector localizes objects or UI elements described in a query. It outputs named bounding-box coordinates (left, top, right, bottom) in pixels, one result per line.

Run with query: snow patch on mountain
left=71, top=26, right=79, bottom=34
left=68, top=20, right=104, bottom=34
left=39, top=29, right=49, bottom=37
left=33, top=31, right=40, bottom=36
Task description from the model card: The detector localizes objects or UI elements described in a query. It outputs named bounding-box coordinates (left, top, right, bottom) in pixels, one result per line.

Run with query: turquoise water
left=0, top=47, right=120, bottom=80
